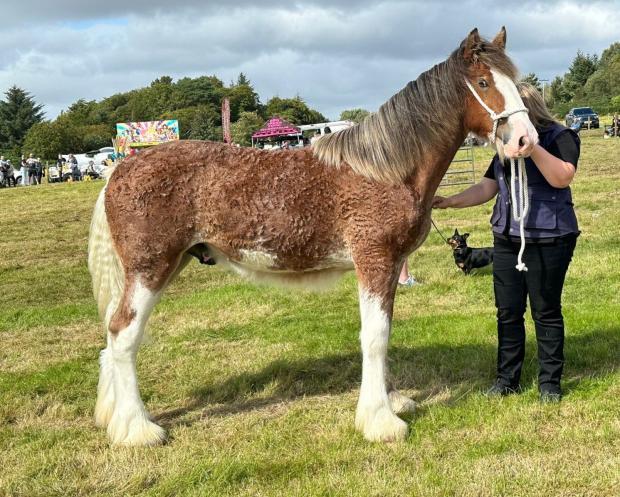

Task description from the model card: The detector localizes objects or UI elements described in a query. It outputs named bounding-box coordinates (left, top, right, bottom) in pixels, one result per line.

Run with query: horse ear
left=462, top=28, right=482, bottom=62
left=492, top=26, right=507, bottom=50
left=463, top=233, right=470, bottom=240
left=454, top=228, right=459, bottom=236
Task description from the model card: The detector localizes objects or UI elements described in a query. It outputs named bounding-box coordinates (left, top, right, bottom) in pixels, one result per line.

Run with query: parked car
left=48, top=147, right=114, bottom=182
left=565, top=107, right=599, bottom=129
left=73, top=147, right=114, bottom=173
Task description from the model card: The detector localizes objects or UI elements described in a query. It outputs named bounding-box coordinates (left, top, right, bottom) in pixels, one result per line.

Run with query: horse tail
left=88, top=181, right=123, bottom=328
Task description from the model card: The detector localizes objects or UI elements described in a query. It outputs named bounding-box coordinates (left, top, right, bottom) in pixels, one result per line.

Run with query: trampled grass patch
left=0, top=134, right=619, bottom=496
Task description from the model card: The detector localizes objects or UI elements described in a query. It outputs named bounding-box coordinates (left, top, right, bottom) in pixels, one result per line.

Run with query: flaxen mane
left=313, top=39, right=518, bottom=183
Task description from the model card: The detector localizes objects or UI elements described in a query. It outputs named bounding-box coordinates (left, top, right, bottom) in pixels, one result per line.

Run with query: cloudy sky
left=1, top=0, right=618, bottom=120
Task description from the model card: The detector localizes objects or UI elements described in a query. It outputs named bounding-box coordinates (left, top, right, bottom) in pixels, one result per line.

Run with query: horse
left=88, top=27, right=538, bottom=446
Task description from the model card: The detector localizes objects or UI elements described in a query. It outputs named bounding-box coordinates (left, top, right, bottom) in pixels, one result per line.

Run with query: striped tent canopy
left=252, top=117, right=301, bottom=139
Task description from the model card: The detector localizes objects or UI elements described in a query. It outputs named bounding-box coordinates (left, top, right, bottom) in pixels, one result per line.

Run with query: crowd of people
left=0, top=152, right=104, bottom=187
left=0, top=154, right=44, bottom=187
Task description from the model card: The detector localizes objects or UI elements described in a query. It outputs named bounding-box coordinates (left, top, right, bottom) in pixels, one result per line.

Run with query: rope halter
left=464, top=79, right=531, bottom=272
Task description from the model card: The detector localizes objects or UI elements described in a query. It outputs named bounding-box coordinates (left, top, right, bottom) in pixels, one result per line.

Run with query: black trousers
left=493, top=235, right=576, bottom=392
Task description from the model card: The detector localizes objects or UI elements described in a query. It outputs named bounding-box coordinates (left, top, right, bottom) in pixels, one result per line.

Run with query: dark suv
left=565, top=107, right=599, bottom=129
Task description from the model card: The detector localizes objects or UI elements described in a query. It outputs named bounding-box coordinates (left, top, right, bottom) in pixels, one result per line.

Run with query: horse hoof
left=356, top=406, right=409, bottom=442
left=389, top=390, right=417, bottom=415
left=107, top=410, right=166, bottom=446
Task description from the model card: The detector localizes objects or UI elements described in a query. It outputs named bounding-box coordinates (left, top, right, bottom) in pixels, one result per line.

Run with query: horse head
left=461, top=27, right=538, bottom=160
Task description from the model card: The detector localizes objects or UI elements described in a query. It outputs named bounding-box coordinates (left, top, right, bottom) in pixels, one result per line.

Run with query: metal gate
left=440, top=144, right=476, bottom=187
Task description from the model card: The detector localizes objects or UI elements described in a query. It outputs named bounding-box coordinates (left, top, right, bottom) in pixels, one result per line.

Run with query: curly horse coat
left=88, top=28, right=538, bottom=445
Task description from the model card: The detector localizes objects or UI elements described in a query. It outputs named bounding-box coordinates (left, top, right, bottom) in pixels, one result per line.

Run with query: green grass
left=1, top=134, right=619, bottom=497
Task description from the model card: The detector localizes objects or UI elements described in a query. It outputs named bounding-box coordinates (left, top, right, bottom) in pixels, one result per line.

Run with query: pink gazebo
left=251, top=117, right=303, bottom=148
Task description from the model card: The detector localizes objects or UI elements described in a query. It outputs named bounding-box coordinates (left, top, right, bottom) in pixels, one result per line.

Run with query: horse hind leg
left=94, top=342, right=115, bottom=428
left=97, top=276, right=166, bottom=446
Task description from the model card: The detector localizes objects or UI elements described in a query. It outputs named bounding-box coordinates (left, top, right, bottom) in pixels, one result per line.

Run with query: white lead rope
left=510, top=157, right=529, bottom=271
left=464, top=79, right=530, bottom=272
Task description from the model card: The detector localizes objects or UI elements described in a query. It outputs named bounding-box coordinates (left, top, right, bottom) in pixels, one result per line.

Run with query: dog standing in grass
left=447, top=229, right=494, bottom=274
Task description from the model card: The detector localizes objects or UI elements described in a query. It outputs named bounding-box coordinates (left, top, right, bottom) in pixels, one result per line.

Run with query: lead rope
left=464, top=79, right=530, bottom=272
left=510, top=157, right=529, bottom=271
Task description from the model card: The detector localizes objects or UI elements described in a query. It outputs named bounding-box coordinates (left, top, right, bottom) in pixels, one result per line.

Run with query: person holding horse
left=433, top=83, right=579, bottom=402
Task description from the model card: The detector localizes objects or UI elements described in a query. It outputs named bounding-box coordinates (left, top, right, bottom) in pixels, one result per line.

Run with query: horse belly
left=208, top=245, right=354, bottom=290
left=222, top=247, right=354, bottom=272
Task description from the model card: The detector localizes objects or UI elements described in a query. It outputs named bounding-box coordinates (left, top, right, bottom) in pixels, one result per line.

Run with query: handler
left=433, top=83, right=579, bottom=402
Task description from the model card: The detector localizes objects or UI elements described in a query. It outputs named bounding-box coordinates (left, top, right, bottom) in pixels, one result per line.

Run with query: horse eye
left=478, top=79, right=489, bottom=89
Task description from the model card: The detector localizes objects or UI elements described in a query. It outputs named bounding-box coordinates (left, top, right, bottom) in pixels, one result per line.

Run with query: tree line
left=546, top=42, right=620, bottom=116
left=0, top=73, right=327, bottom=161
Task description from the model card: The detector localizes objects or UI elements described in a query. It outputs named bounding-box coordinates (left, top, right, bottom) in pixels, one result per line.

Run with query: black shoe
left=485, top=380, right=521, bottom=397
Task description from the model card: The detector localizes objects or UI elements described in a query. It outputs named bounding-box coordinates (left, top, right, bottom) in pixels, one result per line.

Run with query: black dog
left=447, top=229, right=494, bottom=274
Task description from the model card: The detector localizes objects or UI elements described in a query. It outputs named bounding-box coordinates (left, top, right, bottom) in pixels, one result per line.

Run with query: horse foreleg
left=355, top=262, right=408, bottom=442
left=103, top=278, right=166, bottom=446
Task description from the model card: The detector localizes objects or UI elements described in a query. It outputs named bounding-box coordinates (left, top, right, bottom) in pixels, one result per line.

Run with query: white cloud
left=0, top=0, right=618, bottom=120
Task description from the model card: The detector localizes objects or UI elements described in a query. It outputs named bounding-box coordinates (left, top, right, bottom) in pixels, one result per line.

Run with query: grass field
left=1, top=132, right=619, bottom=497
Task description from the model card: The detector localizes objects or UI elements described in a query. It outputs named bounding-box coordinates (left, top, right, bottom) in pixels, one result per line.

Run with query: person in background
left=0, top=156, right=6, bottom=186
left=398, top=260, right=418, bottom=287
left=5, top=159, right=16, bottom=187
left=20, top=156, right=28, bottom=186
left=68, top=154, right=80, bottom=181
left=56, top=154, right=66, bottom=182
left=27, top=153, right=39, bottom=185
left=0, top=156, right=14, bottom=187
left=36, top=157, right=44, bottom=185
left=432, top=83, right=579, bottom=403
left=85, top=160, right=99, bottom=180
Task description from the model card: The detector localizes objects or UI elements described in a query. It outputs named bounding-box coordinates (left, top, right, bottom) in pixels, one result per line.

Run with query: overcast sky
left=1, top=0, right=618, bottom=120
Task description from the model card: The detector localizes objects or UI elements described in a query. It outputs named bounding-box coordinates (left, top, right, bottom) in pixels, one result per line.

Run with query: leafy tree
left=520, top=73, right=542, bottom=92
left=228, top=82, right=260, bottom=121
left=583, top=49, right=620, bottom=111
left=80, top=124, right=114, bottom=151
left=62, top=99, right=98, bottom=126
left=550, top=51, right=600, bottom=114
left=171, top=75, right=225, bottom=110
left=264, top=96, right=326, bottom=125
left=152, top=75, right=173, bottom=86
left=0, top=86, right=44, bottom=148
left=237, top=72, right=250, bottom=86
left=22, top=121, right=82, bottom=160
left=161, top=105, right=220, bottom=139
left=339, top=108, right=370, bottom=123
left=549, top=76, right=571, bottom=109
left=230, top=111, right=264, bottom=146
left=570, top=52, right=599, bottom=84
left=22, top=72, right=329, bottom=151
left=189, top=106, right=221, bottom=141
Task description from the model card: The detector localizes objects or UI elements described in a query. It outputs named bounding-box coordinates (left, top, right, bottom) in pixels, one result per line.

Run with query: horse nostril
left=519, top=136, right=525, bottom=147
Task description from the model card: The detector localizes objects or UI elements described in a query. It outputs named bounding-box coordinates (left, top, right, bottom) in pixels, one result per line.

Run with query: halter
left=464, top=79, right=530, bottom=272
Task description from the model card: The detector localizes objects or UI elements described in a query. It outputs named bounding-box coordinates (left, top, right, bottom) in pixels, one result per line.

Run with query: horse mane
left=313, top=38, right=518, bottom=183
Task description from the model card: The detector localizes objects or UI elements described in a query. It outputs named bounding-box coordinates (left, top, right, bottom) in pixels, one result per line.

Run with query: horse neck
left=405, top=125, right=468, bottom=207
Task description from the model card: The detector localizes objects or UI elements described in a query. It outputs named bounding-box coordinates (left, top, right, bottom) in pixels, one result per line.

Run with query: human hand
left=432, top=196, right=452, bottom=209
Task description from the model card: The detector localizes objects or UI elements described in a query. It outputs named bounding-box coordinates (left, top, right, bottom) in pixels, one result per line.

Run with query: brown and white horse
left=88, top=28, right=537, bottom=446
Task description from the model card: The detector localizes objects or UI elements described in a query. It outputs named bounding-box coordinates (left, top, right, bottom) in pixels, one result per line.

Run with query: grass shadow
left=156, top=327, right=619, bottom=427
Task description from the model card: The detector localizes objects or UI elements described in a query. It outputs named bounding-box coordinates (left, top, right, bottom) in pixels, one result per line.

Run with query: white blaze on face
left=490, top=69, right=538, bottom=158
